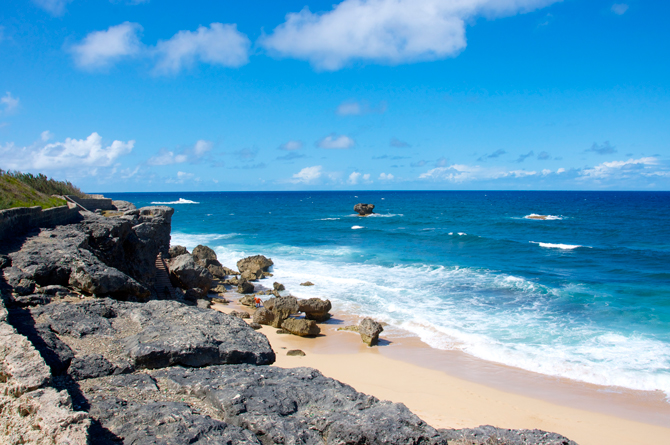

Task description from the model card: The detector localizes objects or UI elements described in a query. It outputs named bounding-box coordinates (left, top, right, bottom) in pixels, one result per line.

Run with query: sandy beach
left=214, top=297, right=670, bottom=445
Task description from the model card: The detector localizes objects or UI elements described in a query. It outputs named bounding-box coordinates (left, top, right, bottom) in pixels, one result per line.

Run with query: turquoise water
left=108, top=191, right=670, bottom=396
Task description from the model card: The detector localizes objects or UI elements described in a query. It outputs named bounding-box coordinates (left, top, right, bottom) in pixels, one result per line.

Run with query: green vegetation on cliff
left=0, top=170, right=86, bottom=210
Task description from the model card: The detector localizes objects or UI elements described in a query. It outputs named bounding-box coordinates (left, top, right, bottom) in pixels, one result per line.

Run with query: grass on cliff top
left=0, top=170, right=87, bottom=210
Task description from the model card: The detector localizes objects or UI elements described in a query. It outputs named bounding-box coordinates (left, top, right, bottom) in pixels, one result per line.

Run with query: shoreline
left=214, top=294, right=670, bottom=445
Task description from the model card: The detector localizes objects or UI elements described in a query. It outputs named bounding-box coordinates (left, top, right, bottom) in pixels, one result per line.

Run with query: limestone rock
left=273, top=282, right=285, bottom=291
left=169, top=245, right=189, bottom=258
left=359, top=318, right=384, bottom=346
left=281, top=318, right=320, bottom=337
left=239, top=294, right=256, bottom=306
left=237, top=255, right=273, bottom=275
left=252, top=307, right=274, bottom=326
left=264, top=295, right=299, bottom=328
left=354, top=203, right=375, bottom=215
left=168, top=254, right=213, bottom=293
left=112, top=200, right=136, bottom=212
left=207, top=264, right=227, bottom=278
left=298, top=297, right=332, bottom=322
left=192, top=244, right=219, bottom=267
left=438, top=425, right=578, bottom=445
left=241, top=269, right=261, bottom=281
left=300, top=281, right=315, bottom=286
left=229, top=310, right=250, bottom=319
left=287, top=349, right=306, bottom=356
left=237, top=278, right=255, bottom=294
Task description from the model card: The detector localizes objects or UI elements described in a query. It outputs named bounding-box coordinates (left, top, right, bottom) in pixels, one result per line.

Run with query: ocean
left=106, top=190, right=670, bottom=398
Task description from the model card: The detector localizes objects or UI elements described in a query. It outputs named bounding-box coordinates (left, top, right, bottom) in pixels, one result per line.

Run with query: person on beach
left=255, top=296, right=262, bottom=308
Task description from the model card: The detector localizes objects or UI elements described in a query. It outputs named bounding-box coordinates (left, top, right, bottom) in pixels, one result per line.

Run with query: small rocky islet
left=0, top=200, right=578, bottom=444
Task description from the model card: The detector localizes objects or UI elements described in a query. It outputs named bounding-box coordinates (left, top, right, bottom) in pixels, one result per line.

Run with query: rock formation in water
left=354, top=203, right=375, bottom=215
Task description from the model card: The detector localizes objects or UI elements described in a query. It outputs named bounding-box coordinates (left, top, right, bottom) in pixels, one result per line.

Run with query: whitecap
left=458, top=232, right=467, bottom=236
left=524, top=214, right=562, bottom=220
left=320, top=218, right=340, bottom=221
left=530, top=241, right=583, bottom=250
left=151, top=198, right=199, bottom=205
left=367, top=213, right=403, bottom=218
left=351, top=226, right=364, bottom=230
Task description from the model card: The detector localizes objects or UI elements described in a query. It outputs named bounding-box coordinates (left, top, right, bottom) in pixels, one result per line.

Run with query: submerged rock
left=300, top=281, right=315, bottom=286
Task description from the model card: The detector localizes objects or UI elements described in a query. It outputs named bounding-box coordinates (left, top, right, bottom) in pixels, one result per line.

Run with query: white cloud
left=507, top=169, right=537, bottom=178
left=41, top=130, right=53, bottom=142
left=290, top=165, right=322, bottom=184
left=419, top=164, right=541, bottom=182
left=611, top=3, right=629, bottom=15
left=154, top=23, right=250, bottom=74
left=33, top=0, right=73, bottom=16
left=147, top=139, right=213, bottom=165
left=260, top=0, right=559, bottom=70
left=542, top=169, right=551, bottom=175
left=580, top=157, right=659, bottom=179
left=71, top=22, right=143, bottom=69
left=0, top=132, right=133, bottom=172
left=348, top=171, right=361, bottom=184
left=177, top=171, right=193, bottom=179
left=557, top=168, right=566, bottom=174
left=317, top=134, right=355, bottom=149
left=1, top=92, right=19, bottom=113
left=379, top=172, right=394, bottom=181
left=336, top=100, right=387, bottom=115
left=279, top=140, right=303, bottom=151
left=193, top=140, right=212, bottom=156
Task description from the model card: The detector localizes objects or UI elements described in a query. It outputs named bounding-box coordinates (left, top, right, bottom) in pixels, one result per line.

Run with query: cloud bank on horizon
left=1, top=0, right=668, bottom=191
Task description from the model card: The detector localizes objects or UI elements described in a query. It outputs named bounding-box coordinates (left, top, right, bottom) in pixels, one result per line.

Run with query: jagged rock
left=169, top=245, right=190, bottom=258
left=359, top=318, right=384, bottom=346
left=338, top=325, right=359, bottom=333
left=41, top=284, right=71, bottom=295
left=273, top=282, right=285, bottom=291
left=208, top=264, right=227, bottom=278
left=236, top=255, right=273, bottom=275
left=239, top=294, right=255, bottom=306
left=281, top=318, right=320, bottom=337
left=298, top=297, right=332, bottom=322
left=211, top=296, right=228, bottom=305
left=184, top=287, right=207, bottom=301
left=248, top=322, right=262, bottom=330
left=264, top=296, right=299, bottom=328
left=0, top=321, right=52, bottom=397
left=68, top=257, right=150, bottom=298
left=33, top=299, right=275, bottom=371
left=300, top=281, right=315, bottom=286
left=276, top=329, right=290, bottom=334
left=225, top=276, right=239, bottom=286
left=241, top=269, right=261, bottom=281
left=8, top=293, right=52, bottom=307
left=113, top=200, right=136, bottom=212
left=68, top=354, right=132, bottom=381
left=0, top=254, right=11, bottom=269
left=14, top=278, right=37, bottom=296
left=237, top=278, right=255, bottom=294
left=196, top=299, right=211, bottom=309
left=168, top=254, right=213, bottom=292
left=438, top=425, right=578, bottom=445
left=354, top=203, right=375, bottom=215
left=222, top=266, right=238, bottom=276
left=287, top=349, right=306, bottom=356
left=192, top=244, right=220, bottom=267
left=252, top=307, right=274, bottom=325
left=229, top=310, right=250, bottom=319
left=149, top=365, right=447, bottom=445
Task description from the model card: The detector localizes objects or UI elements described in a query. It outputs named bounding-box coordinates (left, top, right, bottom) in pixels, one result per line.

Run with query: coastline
left=214, top=295, right=670, bottom=445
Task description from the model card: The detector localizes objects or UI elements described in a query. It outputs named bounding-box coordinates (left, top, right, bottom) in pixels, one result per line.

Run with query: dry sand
left=214, top=298, right=670, bottom=445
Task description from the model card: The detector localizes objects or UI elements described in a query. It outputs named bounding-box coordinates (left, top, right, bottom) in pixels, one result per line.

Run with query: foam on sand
left=151, top=198, right=199, bottom=204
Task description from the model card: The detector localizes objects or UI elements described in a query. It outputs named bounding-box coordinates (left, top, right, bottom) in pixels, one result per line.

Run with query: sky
left=0, top=0, right=669, bottom=192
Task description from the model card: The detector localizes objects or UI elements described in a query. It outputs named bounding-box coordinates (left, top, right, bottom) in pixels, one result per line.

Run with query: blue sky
left=1, top=0, right=668, bottom=192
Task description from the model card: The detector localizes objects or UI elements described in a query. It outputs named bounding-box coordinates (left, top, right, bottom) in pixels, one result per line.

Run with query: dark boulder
left=168, top=245, right=189, bottom=258
left=438, top=425, right=578, bottom=445
left=354, top=203, right=375, bottom=215
left=192, top=245, right=219, bottom=266
left=237, top=278, right=255, bottom=294
left=168, top=254, right=213, bottom=293
left=237, top=255, right=273, bottom=275
left=273, top=282, right=285, bottom=291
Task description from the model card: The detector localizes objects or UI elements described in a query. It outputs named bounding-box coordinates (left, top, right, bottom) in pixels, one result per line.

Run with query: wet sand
left=213, top=296, right=670, bottom=445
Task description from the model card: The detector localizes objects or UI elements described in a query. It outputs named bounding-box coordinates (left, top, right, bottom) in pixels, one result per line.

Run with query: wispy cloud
left=537, top=151, right=551, bottom=160
left=33, top=0, right=73, bottom=16
left=390, top=137, right=411, bottom=148
left=290, top=165, right=322, bottom=184
left=277, top=152, right=306, bottom=161
left=586, top=141, right=617, bottom=155
left=234, top=147, right=258, bottom=161
left=278, top=140, right=303, bottom=151
left=515, top=151, right=534, bottom=163
left=0, top=132, right=133, bottom=173
left=373, top=154, right=409, bottom=160
left=477, top=149, right=506, bottom=161
left=379, top=172, right=394, bottom=181
left=419, top=163, right=538, bottom=183
left=259, top=0, right=560, bottom=70
left=147, top=139, right=212, bottom=165
left=316, top=134, right=355, bottom=149
left=611, top=3, right=629, bottom=15
left=0, top=92, right=19, bottom=114
left=336, top=100, right=387, bottom=115
left=580, top=157, right=660, bottom=179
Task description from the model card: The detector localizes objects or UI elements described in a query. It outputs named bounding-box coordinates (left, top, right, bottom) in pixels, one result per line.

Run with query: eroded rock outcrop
left=168, top=254, right=213, bottom=293
left=298, top=297, right=332, bottom=322
left=359, top=318, right=384, bottom=346
left=354, top=203, right=375, bottom=216
left=237, top=255, right=273, bottom=276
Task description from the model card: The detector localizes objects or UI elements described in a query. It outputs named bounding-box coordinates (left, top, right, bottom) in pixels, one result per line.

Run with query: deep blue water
left=107, top=191, right=670, bottom=395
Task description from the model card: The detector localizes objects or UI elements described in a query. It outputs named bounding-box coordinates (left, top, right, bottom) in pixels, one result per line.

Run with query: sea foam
left=151, top=198, right=199, bottom=204
left=524, top=214, right=562, bottom=220
left=530, top=241, right=583, bottom=250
